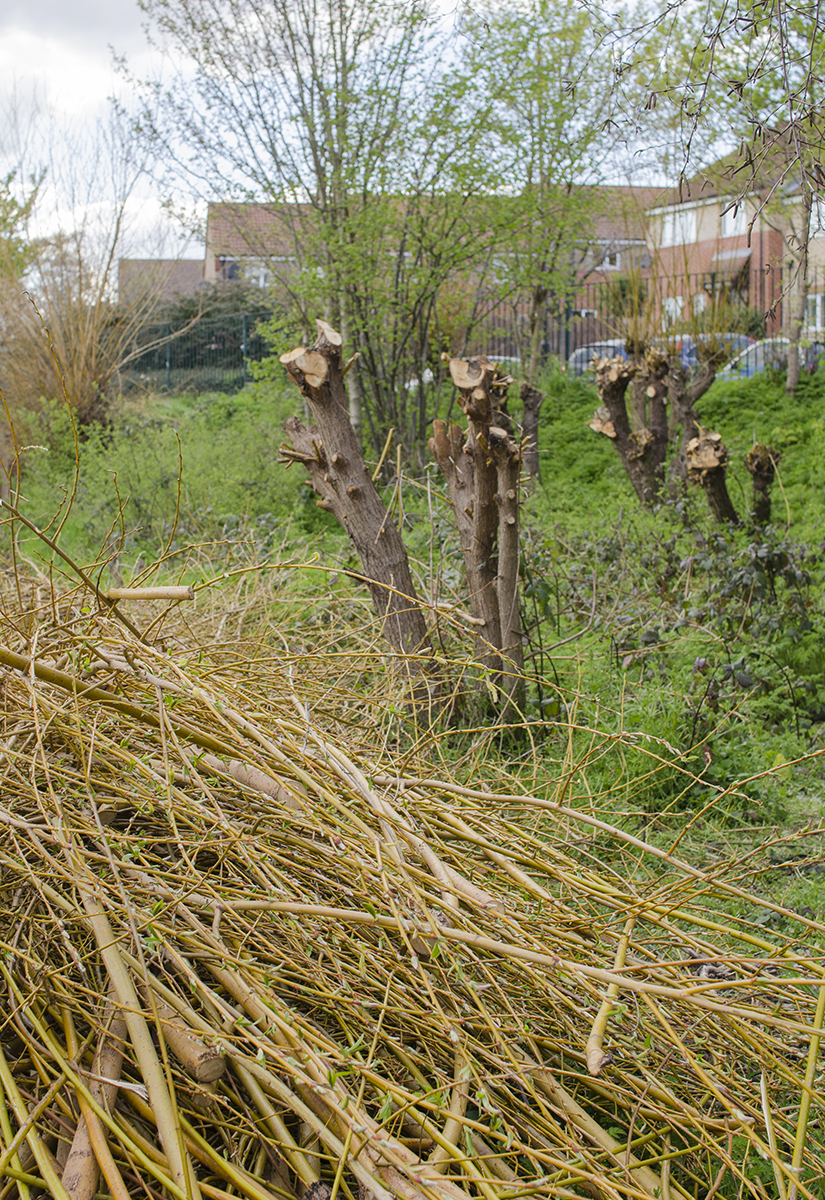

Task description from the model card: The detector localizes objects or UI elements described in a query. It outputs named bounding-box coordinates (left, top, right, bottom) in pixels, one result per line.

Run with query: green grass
left=17, top=381, right=339, bottom=564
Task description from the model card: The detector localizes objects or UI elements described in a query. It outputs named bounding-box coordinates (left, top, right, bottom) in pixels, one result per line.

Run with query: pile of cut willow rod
left=0, top=574, right=823, bottom=1200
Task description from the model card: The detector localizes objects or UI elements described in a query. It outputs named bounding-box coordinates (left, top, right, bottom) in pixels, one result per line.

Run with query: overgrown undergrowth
left=11, top=365, right=825, bottom=895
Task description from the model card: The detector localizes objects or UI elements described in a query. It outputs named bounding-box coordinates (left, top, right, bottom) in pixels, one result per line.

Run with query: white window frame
left=661, top=208, right=697, bottom=247
left=663, top=296, right=684, bottom=327
left=806, top=292, right=825, bottom=331
left=720, top=204, right=748, bottom=239
left=810, top=198, right=825, bottom=239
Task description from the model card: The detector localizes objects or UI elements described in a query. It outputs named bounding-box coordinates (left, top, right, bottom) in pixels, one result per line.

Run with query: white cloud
left=0, top=2, right=204, bottom=259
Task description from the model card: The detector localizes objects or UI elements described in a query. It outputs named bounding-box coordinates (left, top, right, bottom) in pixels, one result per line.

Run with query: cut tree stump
left=686, top=429, right=739, bottom=524
left=519, top=382, right=544, bottom=481
left=745, top=444, right=780, bottom=527
left=591, top=356, right=664, bottom=506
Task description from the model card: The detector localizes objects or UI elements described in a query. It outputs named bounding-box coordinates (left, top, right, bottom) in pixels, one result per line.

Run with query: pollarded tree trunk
left=590, top=357, right=665, bottom=507
left=745, top=444, right=780, bottom=527
left=667, top=362, right=700, bottom=487
left=520, top=382, right=544, bottom=481
left=280, top=320, right=432, bottom=672
left=440, top=354, right=504, bottom=664
left=489, top=424, right=524, bottom=707
left=787, top=190, right=814, bottom=397
left=431, top=354, right=525, bottom=714
left=428, top=418, right=500, bottom=675
left=685, top=431, right=739, bottom=524
left=526, top=284, right=548, bottom=384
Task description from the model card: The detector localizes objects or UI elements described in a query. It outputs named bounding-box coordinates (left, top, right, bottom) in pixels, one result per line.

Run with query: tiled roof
left=118, top=259, right=204, bottom=304
left=206, top=203, right=307, bottom=258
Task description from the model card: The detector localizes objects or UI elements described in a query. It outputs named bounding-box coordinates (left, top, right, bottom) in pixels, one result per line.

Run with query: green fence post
left=242, top=313, right=248, bottom=386
left=166, top=324, right=172, bottom=391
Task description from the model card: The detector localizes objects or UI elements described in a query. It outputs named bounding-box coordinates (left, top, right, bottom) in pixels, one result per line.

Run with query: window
left=692, top=293, right=708, bottom=315
left=720, top=204, right=748, bottom=238
left=661, top=208, right=696, bottom=247
left=663, top=296, right=683, bottom=327
left=810, top=198, right=825, bottom=239
left=807, top=293, right=824, bottom=331
left=600, top=249, right=620, bottom=270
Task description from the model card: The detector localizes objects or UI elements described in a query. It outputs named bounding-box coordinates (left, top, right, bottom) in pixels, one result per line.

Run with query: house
left=204, top=203, right=302, bottom=289
left=117, top=258, right=205, bottom=307
left=645, top=143, right=825, bottom=335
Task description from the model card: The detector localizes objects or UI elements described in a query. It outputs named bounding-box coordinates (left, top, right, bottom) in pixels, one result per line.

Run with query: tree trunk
left=489, top=425, right=525, bottom=713
left=443, top=355, right=504, bottom=663
left=428, top=419, right=500, bottom=675
left=745, top=444, right=779, bottom=527
left=668, top=362, right=702, bottom=486
left=526, top=285, right=548, bottom=383
left=280, top=320, right=432, bottom=679
left=590, top=357, right=664, bottom=506
left=786, top=191, right=813, bottom=396
left=337, top=302, right=363, bottom=433
left=432, top=354, right=525, bottom=714
left=685, top=431, right=739, bottom=524
left=520, top=382, right=544, bottom=481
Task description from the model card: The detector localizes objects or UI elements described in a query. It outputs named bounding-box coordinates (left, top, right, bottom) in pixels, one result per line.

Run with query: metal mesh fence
left=120, top=312, right=274, bottom=394
left=465, top=265, right=790, bottom=366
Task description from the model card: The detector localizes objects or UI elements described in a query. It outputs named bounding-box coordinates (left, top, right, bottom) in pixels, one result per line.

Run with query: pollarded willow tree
left=136, top=0, right=498, bottom=453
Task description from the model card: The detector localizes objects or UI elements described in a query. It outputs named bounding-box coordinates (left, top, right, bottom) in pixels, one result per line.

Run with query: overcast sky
left=0, top=0, right=204, bottom=256
left=0, top=0, right=149, bottom=119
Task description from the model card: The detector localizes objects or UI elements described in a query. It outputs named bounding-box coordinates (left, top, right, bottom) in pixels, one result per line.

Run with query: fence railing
left=119, top=264, right=821, bottom=395
left=465, top=265, right=792, bottom=365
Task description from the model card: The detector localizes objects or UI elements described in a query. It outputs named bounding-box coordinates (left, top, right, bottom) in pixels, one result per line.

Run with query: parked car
left=716, top=338, right=791, bottom=378
left=566, top=339, right=630, bottom=376
left=674, top=333, right=754, bottom=373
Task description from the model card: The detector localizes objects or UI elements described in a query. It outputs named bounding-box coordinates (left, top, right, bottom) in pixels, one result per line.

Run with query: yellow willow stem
left=790, top=981, right=825, bottom=1199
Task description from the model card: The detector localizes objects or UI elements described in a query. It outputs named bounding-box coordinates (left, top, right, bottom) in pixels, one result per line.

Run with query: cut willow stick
left=370, top=773, right=825, bottom=940
left=521, top=1057, right=672, bottom=1200
left=188, top=750, right=306, bottom=813
left=184, top=899, right=818, bottom=1037
left=61, top=1001, right=131, bottom=1200
left=75, top=882, right=202, bottom=1200
left=586, top=916, right=635, bottom=1076
left=231, top=1060, right=320, bottom=1189
left=121, top=1090, right=288, bottom=1200
left=760, top=1073, right=788, bottom=1200
left=135, top=982, right=226, bottom=1084
left=103, top=586, right=194, bottom=601
left=0, top=1040, right=72, bottom=1200
left=0, top=1071, right=66, bottom=1182
left=0, top=643, right=239, bottom=758
left=428, top=1052, right=470, bottom=1174
left=790, top=981, right=825, bottom=1200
